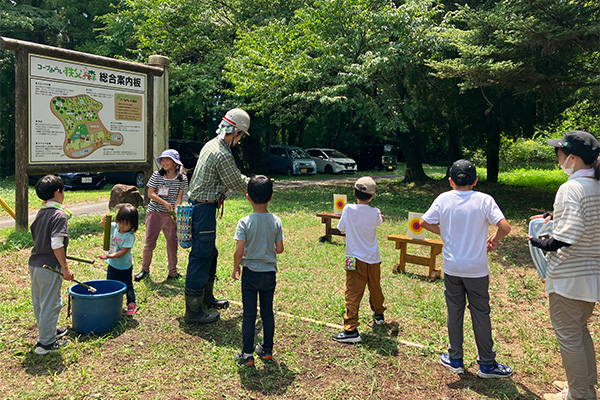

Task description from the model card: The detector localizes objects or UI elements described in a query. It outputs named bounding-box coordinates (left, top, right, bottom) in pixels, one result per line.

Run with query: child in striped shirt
left=135, top=149, right=188, bottom=282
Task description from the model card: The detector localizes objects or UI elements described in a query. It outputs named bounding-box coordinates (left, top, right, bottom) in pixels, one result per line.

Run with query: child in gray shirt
left=232, top=175, right=284, bottom=367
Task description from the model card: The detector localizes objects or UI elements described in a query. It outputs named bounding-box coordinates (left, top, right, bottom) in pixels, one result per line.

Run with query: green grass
left=0, top=168, right=592, bottom=400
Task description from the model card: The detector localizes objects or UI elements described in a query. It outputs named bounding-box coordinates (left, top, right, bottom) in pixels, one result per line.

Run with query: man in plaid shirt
left=184, top=108, right=251, bottom=325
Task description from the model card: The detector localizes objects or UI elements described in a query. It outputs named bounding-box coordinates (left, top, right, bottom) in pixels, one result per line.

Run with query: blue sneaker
left=477, top=362, right=513, bottom=378
left=235, top=352, right=255, bottom=367
left=440, top=353, right=464, bottom=374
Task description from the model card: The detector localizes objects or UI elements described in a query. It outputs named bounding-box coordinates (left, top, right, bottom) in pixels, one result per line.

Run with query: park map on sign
left=50, top=94, right=123, bottom=159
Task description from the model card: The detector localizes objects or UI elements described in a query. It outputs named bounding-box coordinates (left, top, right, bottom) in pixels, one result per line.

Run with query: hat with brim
left=156, top=149, right=183, bottom=166
left=449, top=159, right=477, bottom=183
left=354, top=176, right=376, bottom=194
left=547, top=130, right=600, bottom=164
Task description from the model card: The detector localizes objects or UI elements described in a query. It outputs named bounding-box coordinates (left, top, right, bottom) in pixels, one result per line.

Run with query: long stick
left=103, top=213, right=112, bottom=251
left=66, top=255, right=95, bottom=264
left=0, top=196, right=15, bottom=219
left=42, top=265, right=97, bottom=293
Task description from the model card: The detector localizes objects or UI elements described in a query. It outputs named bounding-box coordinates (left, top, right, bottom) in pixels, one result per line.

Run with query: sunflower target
left=333, top=194, right=347, bottom=215
left=407, top=212, right=425, bottom=239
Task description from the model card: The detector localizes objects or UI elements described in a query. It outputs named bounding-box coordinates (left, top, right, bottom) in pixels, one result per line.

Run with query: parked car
left=265, top=145, right=317, bottom=176
left=103, top=169, right=146, bottom=188
left=350, top=144, right=397, bottom=171
left=306, top=148, right=356, bottom=174
left=28, top=172, right=107, bottom=190
left=103, top=139, right=205, bottom=187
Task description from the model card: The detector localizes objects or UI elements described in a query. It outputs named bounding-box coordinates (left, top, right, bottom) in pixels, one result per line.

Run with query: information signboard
left=29, top=54, right=147, bottom=164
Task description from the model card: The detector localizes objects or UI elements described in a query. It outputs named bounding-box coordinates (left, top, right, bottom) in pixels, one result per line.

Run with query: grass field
left=0, top=168, right=596, bottom=400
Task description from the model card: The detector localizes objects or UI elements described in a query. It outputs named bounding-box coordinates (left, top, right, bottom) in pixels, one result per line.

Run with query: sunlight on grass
left=0, top=170, right=585, bottom=399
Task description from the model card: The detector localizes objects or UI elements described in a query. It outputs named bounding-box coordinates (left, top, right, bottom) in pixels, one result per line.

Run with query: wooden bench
left=316, top=212, right=345, bottom=242
left=388, top=234, right=444, bottom=280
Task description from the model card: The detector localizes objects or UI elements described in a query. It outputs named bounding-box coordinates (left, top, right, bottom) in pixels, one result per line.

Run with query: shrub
left=500, top=137, right=555, bottom=170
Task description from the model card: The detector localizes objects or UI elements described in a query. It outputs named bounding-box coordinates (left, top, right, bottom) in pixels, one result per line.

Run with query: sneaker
left=255, top=344, right=273, bottom=361
left=56, top=327, right=68, bottom=338
left=126, top=302, right=138, bottom=316
left=373, top=313, right=385, bottom=325
left=235, top=352, right=255, bottom=367
left=134, top=270, right=148, bottom=282
left=543, top=388, right=569, bottom=400
left=440, top=353, right=464, bottom=374
left=477, top=362, right=513, bottom=378
left=332, top=329, right=362, bottom=343
left=166, top=272, right=182, bottom=281
left=34, top=339, right=70, bottom=355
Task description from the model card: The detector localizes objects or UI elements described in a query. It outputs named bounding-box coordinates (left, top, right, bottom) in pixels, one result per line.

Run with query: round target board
left=334, top=197, right=346, bottom=213
left=408, top=218, right=424, bottom=235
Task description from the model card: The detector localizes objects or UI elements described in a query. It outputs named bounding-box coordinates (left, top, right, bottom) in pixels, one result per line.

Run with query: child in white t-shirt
left=420, top=159, right=512, bottom=378
left=332, top=176, right=386, bottom=344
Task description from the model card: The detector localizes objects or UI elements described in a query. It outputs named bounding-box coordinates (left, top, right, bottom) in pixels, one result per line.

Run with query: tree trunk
left=398, top=131, right=429, bottom=182
left=485, top=115, right=501, bottom=183
left=447, top=124, right=462, bottom=168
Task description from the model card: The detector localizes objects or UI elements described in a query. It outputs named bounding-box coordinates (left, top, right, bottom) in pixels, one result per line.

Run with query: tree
left=428, top=0, right=600, bottom=181
left=226, top=0, right=444, bottom=179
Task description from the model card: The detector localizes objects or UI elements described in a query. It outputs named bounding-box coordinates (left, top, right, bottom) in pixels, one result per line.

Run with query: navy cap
left=449, top=159, right=477, bottom=185
left=547, top=130, right=600, bottom=164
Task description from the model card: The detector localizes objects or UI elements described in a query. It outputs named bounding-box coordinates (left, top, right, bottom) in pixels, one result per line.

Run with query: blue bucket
left=68, top=279, right=127, bottom=334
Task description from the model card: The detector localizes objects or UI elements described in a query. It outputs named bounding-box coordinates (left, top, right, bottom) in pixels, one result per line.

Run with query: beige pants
left=549, top=293, right=598, bottom=400
left=343, top=259, right=386, bottom=332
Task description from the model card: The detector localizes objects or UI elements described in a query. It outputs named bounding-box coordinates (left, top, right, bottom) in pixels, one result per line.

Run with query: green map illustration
left=50, top=94, right=123, bottom=159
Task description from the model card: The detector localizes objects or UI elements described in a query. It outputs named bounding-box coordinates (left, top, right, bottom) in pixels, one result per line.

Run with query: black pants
left=241, top=268, right=276, bottom=354
left=107, top=265, right=136, bottom=305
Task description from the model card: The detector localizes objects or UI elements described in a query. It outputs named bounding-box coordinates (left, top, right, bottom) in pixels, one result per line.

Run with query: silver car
left=306, top=148, right=357, bottom=174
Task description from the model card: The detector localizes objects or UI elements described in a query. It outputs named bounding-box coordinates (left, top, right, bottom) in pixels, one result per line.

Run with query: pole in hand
left=66, top=255, right=95, bottom=264
left=42, top=265, right=97, bottom=293
left=103, top=213, right=112, bottom=251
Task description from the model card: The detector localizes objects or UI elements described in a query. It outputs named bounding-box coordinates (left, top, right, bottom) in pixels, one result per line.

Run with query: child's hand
left=232, top=265, right=241, bottom=280
left=98, top=254, right=108, bottom=260
left=487, top=237, right=500, bottom=251
left=62, top=267, right=74, bottom=281
left=381, top=214, right=385, bottom=223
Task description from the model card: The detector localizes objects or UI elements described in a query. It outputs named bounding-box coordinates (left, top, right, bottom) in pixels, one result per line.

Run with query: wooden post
left=15, top=49, right=28, bottom=231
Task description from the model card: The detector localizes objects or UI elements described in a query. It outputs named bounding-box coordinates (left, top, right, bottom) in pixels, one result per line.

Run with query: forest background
left=0, top=0, right=598, bottom=180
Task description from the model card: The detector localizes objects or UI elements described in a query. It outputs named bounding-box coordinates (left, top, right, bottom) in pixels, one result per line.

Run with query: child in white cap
left=333, top=176, right=387, bottom=343
left=135, top=149, right=188, bottom=282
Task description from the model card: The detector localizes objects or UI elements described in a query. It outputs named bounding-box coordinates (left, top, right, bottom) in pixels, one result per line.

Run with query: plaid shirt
left=188, top=136, right=249, bottom=201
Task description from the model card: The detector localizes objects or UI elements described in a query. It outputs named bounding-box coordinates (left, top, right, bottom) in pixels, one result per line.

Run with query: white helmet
left=222, top=108, right=250, bottom=135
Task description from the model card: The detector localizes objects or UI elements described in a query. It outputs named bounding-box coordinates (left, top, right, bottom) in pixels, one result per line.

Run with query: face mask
left=560, top=156, right=574, bottom=176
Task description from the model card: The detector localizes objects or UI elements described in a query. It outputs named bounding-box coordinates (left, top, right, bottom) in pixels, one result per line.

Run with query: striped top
left=188, top=136, right=249, bottom=201
left=546, top=170, right=600, bottom=302
left=146, top=171, right=188, bottom=213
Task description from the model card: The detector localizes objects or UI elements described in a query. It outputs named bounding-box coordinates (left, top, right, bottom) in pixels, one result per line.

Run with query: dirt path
left=0, top=174, right=404, bottom=229
left=272, top=173, right=403, bottom=189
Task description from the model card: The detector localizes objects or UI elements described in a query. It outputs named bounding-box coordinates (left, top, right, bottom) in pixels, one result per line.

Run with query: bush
left=499, top=137, right=555, bottom=170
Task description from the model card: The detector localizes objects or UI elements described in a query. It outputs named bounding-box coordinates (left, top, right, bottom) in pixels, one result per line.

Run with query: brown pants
left=344, top=259, right=386, bottom=331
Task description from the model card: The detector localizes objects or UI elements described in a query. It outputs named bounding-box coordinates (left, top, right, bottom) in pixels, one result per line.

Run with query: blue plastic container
left=68, top=279, right=127, bottom=334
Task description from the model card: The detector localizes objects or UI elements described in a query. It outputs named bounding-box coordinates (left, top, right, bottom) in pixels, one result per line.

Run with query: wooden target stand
left=388, top=234, right=444, bottom=281
left=316, top=212, right=345, bottom=242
